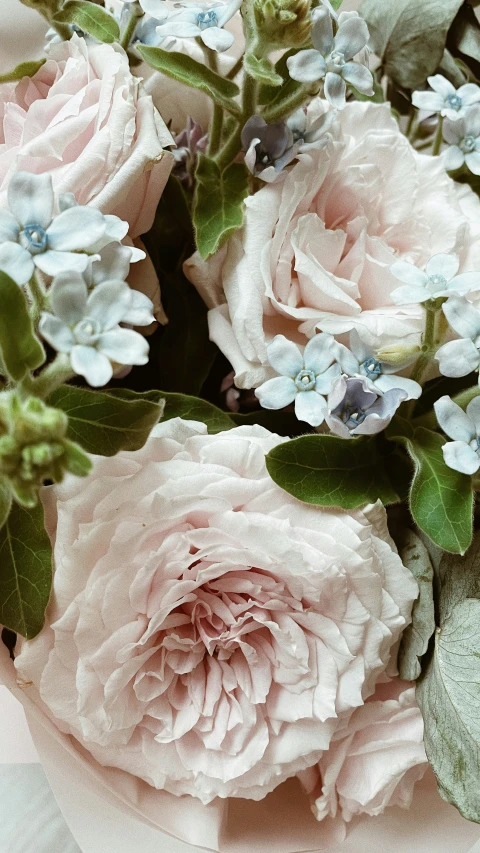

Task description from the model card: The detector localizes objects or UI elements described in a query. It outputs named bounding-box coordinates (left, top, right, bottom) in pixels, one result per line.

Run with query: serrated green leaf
left=398, top=530, right=435, bottom=681
left=137, top=46, right=241, bottom=117
left=0, top=502, right=52, bottom=640
left=193, top=156, right=248, bottom=260
left=161, top=392, right=236, bottom=433
left=0, top=271, right=45, bottom=381
left=0, top=59, right=46, bottom=84
left=47, top=386, right=165, bottom=457
left=244, top=53, right=283, bottom=86
left=53, top=0, right=120, bottom=42
left=265, top=434, right=398, bottom=509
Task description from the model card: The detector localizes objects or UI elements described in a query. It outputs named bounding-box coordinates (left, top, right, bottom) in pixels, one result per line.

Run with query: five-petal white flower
left=0, top=173, right=107, bottom=284
left=443, top=105, right=480, bottom=174
left=84, top=244, right=155, bottom=327
left=287, top=9, right=373, bottom=109
left=255, top=334, right=341, bottom=427
left=39, top=273, right=149, bottom=387
left=155, top=0, right=242, bottom=52
left=333, top=330, right=422, bottom=400
left=412, top=75, right=480, bottom=121
left=436, top=296, right=480, bottom=382
left=390, top=253, right=480, bottom=305
left=435, top=394, right=480, bottom=475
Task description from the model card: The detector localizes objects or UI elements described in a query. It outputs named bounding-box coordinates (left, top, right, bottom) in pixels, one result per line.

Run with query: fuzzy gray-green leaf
left=194, top=156, right=249, bottom=259
left=398, top=530, right=435, bottom=680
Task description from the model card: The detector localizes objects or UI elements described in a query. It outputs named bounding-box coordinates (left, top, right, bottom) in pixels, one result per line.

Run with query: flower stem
left=432, top=116, right=444, bottom=157
left=28, top=270, right=48, bottom=327
left=409, top=303, right=437, bottom=384
left=262, top=85, right=313, bottom=123
left=120, top=1, right=143, bottom=50
left=204, top=48, right=224, bottom=157
left=213, top=73, right=258, bottom=171
left=25, top=355, right=75, bottom=400
left=226, top=55, right=244, bottom=81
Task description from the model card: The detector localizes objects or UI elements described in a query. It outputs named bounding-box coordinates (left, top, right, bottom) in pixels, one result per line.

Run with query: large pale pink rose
left=185, top=101, right=480, bottom=388
left=298, top=678, right=427, bottom=826
left=0, top=34, right=173, bottom=237
left=15, top=418, right=416, bottom=804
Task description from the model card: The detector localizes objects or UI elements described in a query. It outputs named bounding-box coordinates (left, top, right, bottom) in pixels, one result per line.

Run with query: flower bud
left=247, top=0, right=312, bottom=49
left=376, top=342, right=421, bottom=366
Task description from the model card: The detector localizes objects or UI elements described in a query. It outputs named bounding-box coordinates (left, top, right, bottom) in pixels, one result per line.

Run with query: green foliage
left=0, top=479, right=12, bottom=531
left=137, top=47, right=241, bottom=117
left=0, top=501, right=52, bottom=640
left=244, top=53, right=283, bottom=86
left=265, top=434, right=398, bottom=509
left=0, top=59, right=46, bottom=84
left=193, top=156, right=249, bottom=260
left=54, top=0, right=120, bottom=42
left=161, top=392, right=236, bottom=433
left=398, top=530, right=435, bottom=680
left=0, top=272, right=45, bottom=381
left=48, top=386, right=165, bottom=457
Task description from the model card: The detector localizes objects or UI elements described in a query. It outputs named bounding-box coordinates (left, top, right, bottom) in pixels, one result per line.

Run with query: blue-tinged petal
left=0, top=210, right=19, bottom=243
left=201, top=27, right=233, bottom=51
left=314, top=362, right=341, bottom=395
left=127, top=291, right=155, bottom=326
left=287, top=50, right=327, bottom=83
left=255, top=376, right=297, bottom=409
left=91, top=243, right=131, bottom=286
left=435, top=395, right=475, bottom=442
left=375, top=374, right=422, bottom=400
left=425, top=253, right=459, bottom=281
left=70, top=344, right=113, bottom=387
left=427, top=75, right=455, bottom=97
left=39, top=313, right=75, bottom=353
left=155, top=21, right=201, bottom=38
left=324, top=72, right=347, bottom=109
left=331, top=339, right=360, bottom=375
left=390, top=261, right=429, bottom=287
left=8, top=172, right=53, bottom=229
left=140, top=0, right=169, bottom=18
left=444, top=145, right=465, bottom=171
left=459, top=83, right=480, bottom=106
left=465, top=105, right=480, bottom=137
left=342, top=62, right=373, bottom=95
left=0, top=242, right=34, bottom=285
left=34, top=250, right=91, bottom=277
left=443, top=295, right=480, bottom=339
left=411, top=91, right=445, bottom=113
left=447, top=271, right=480, bottom=294
left=50, top=272, right=88, bottom=325
left=304, top=333, right=335, bottom=374
left=47, top=206, right=106, bottom=252
left=334, top=16, right=369, bottom=59
left=443, top=119, right=464, bottom=145
left=325, top=412, right=351, bottom=439
left=443, top=440, right=480, bottom=475
left=218, top=0, right=243, bottom=27
left=391, top=284, right=430, bottom=305
left=267, top=335, right=303, bottom=377
left=466, top=395, right=480, bottom=430
left=436, top=338, right=480, bottom=378
left=311, top=10, right=334, bottom=55
left=465, top=150, right=480, bottom=176
left=295, top=390, right=326, bottom=427
left=98, top=328, right=149, bottom=365
left=87, top=281, right=133, bottom=329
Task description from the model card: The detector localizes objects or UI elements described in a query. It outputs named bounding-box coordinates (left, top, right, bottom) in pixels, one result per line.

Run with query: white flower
left=333, top=330, right=421, bottom=400
left=287, top=10, right=373, bottom=109
left=0, top=172, right=110, bottom=284
left=39, top=274, right=149, bottom=387
left=412, top=75, right=480, bottom=121
left=287, top=105, right=335, bottom=152
left=436, top=295, right=480, bottom=381
left=155, top=0, right=242, bottom=52
left=434, top=394, right=480, bottom=475
left=390, top=253, right=480, bottom=305
left=443, top=105, right=480, bottom=174
left=255, top=334, right=341, bottom=427
left=326, top=376, right=407, bottom=438
left=84, top=244, right=155, bottom=327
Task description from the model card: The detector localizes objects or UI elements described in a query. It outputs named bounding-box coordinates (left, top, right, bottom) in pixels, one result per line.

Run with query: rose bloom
left=15, top=419, right=416, bottom=804
left=185, top=101, right=480, bottom=388
left=298, top=679, right=427, bottom=827
left=0, top=34, right=173, bottom=238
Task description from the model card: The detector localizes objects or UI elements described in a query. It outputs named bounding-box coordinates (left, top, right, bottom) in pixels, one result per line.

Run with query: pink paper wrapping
left=2, top=642, right=480, bottom=853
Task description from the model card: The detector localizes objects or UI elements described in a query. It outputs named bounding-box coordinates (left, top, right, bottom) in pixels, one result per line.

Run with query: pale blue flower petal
left=98, top=328, right=149, bottom=365
left=71, top=344, right=113, bottom=387
left=342, top=62, right=373, bottom=95
left=443, top=440, right=480, bottom=475
left=326, top=413, right=351, bottom=439
left=331, top=339, right=360, bottom=374
left=287, top=50, right=327, bottom=83
left=390, top=261, right=429, bottom=287
left=443, top=120, right=463, bottom=146
left=436, top=338, right=480, bottom=378
left=447, top=271, right=480, bottom=294
left=443, top=296, right=480, bottom=339
left=47, top=206, right=106, bottom=252
left=0, top=241, right=34, bottom=285
left=324, top=72, right=347, bottom=109
left=90, top=243, right=131, bottom=286
left=465, top=150, right=480, bottom=175
left=434, top=395, right=474, bottom=442
left=295, top=390, right=326, bottom=427
left=428, top=74, right=455, bottom=98
left=156, top=21, right=201, bottom=38
left=303, top=333, right=335, bottom=374
left=50, top=272, right=88, bottom=324
left=267, top=335, right=303, bottom=377
left=0, top=209, right=19, bottom=243
left=411, top=91, right=445, bottom=113
left=391, top=284, right=430, bottom=305
left=425, top=253, right=459, bottom=281
left=315, top=362, right=341, bottom=394
left=34, top=250, right=91, bottom=277
left=375, top=374, right=422, bottom=400
left=334, top=15, right=369, bottom=60
left=311, top=10, right=334, bottom=55
left=127, top=291, right=155, bottom=326
left=255, top=376, right=297, bottom=409
left=201, top=26, right=233, bottom=51
left=39, top=313, right=75, bottom=353
left=459, top=83, right=480, bottom=106
left=466, top=104, right=480, bottom=137
left=444, top=145, right=465, bottom=171
left=466, top=395, right=480, bottom=429
left=8, top=172, right=53, bottom=229
left=87, top=281, right=133, bottom=329
left=140, top=0, right=168, bottom=18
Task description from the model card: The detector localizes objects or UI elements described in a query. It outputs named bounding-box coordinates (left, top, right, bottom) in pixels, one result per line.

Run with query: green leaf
left=193, top=156, right=249, bottom=260
left=0, top=479, right=12, bottom=531
left=392, top=426, right=474, bottom=554
left=265, top=434, right=398, bottom=510
left=161, top=392, right=236, bottom=434
left=398, top=530, right=435, bottom=681
left=0, top=59, right=46, bottom=84
left=53, top=0, right=120, bottom=42
left=437, top=531, right=480, bottom=621
left=244, top=53, right=283, bottom=86
left=361, top=0, right=464, bottom=89
left=450, top=4, right=480, bottom=64
left=136, top=46, right=241, bottom=117
left=47, top=386, right=165, bottom=457
left=0, top=271, right=45, bottom=381
left=232, top=409, right=312, bottom=437
left=329, top=0, right=343, bottom=9
left=0, top=501, right=52, bottom=640
left=417, top=598, right=480, bottom=823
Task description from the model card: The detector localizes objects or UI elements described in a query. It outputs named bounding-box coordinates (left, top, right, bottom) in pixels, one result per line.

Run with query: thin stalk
left=120, top=1, right=143, bottom=50
left=28, top=270, right=48, bottom=327
left=432, top=116, right=444, bottom=156
left=50, top=20, right=72, bottom=40
left=409, top=302, right=437, bottom=384
left=226, top=55, right=244, bottom=81
left=405, top=106, right=416, bottom=140
left=213, top=73, right=258, bottom=171
left=203, top=47, right=224, bottom=157
left=214, top=124, right=243, bottom=170
left=263, top=85, right=312, bottom=123
left=27, top=355, right=75, bottom=400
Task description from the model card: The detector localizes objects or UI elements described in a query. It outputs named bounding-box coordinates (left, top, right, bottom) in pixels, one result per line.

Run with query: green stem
left=214, top=125, right=243, bottom=170
left=405, top=106, right=416, bottom=140
left=28, top=271, right=48, bottom=327
left=120, top=1, right=143, bottom=50
left=432, top=116, right=444, bottom=156
left=242, top=73, right=258, bottom=117
left=203, top=47, right=224, bottom=157
left=263, top=85, right=312, bottom=123
left=50, top=20, right=72, bottom=40
left=26, top=355, right=75, bottom=400
left=213, top=73, right=258, bottom=171
left=409, top=303, right=437, bottom=384
left=226, top=55, right=244, bottom=81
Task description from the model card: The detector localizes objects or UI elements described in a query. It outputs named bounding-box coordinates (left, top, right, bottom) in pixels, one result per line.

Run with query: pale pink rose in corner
left=15, top=419, right=417, bottom=805
left=0, top=34, right=174, bottom=238
left=298, top=679, right=428, bottom=826
left=185, top=101, right=480, bottom=389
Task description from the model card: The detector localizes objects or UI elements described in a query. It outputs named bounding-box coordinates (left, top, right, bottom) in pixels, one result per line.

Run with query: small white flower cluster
left=412, top=75, right=480, bottom=176
left=0, top=172, right=154, bottom=388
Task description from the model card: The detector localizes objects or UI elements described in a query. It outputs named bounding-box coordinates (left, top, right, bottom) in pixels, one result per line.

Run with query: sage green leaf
left=0, top=271, right=45, bottom=381
left=244, top=53, right=283, bottom=86
left=161, top=392, right=236, bottom=433
left=0, top=479, right=12, bottom=531
left=437, top=531, right=480, bottom=621
left=0, top=59, right=46, bottom=84
left=136, top=47, right=241, bottom=117
left=0, top=501, right=52, bottom=640
left=450, top=4, right=480, bottom=64
left=47, top=386, right=165, bottom=457
left=193, top=156, right=249, bottom=260
left=265, top=434, right=398, bottom=509
left=361, top=0, right=464, bottom=89
left=398, top=530, right=435, bottom=681
left=417, top=598, right=480, bottom=822
left=330, top=0, right=343, bottom=8
left=438, top=49, right=467, bottom=88
left=53, top=0, right=120, bottom=42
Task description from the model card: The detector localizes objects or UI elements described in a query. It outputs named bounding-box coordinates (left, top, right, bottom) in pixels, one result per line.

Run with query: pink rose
left=298, top=679, right=427, bottom=825
left=15, top=419, right=416, bottom=805
left=185, top=101, right=480, bottom=388
left=0, top=34, right=173, bottom=238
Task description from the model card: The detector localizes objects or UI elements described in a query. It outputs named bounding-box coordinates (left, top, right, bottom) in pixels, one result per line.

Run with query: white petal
left=334, top=16, right=369, bottom=59
left=267, top=335, right=303, bottom=377
left=314, top=363, right=341, bottom=395
left=34, top=250, right=91, bottom=277
left=98, top=328, right=149, bottom=366
left=443, top=440, right=480, bottom=475
left=444, top=145, right=465, bottom=171
left=91, top=243, right=131, bottom=286
left=201, top=27, right=234, bottom=52
left=127, top=291, right=155, bottom=326
left=447, top=272, right=480, bottom=295
left=375, top=374, right=422, bottom=400
left=466, top=395, right=480, bottom=429
left=0, top=242, right=34, bottom=285
left=391, top=284, right=430, bottom=305
left=459, top=83, right=480, bottom=106
left=156, top=21, right=201, bottom=38
left=426, top=253, right=459, bottom=281
left=311, top=10, right=334, bottom=55
left=427, top=74, right=455, bottom=98
left=255, top=376, right=297, bottom=409
left=87, top=282, right=133, bottom=329
left=465, top=150, right=480, bottom=176
left=70, top=345, right=113, bottom=387
left=443, top=296, right=480, bottom=339
left=303, top=333, right=335, bottom=374
left=8, top=172, right=53, bottom=229
left=390, top=261, right=429, bottom=287
left=434, top=395, right=474, bottom=442
left=443, top=120, right=463, bottom=146
left=47, top=206, right=106, bottom=252
left=342, top=62, right=374, bottom=95
left=324, top=72, right=347, bottom=109
left=411, top=91, right=445, bottom=113
left=466, top=105, right=480, bottom=137
left=436, top=338, right=480, bottom=378
left=50, top=272, right=88, bottom=325
left=295, top=390, right=326, bottom=427
left=287, top=50, right=327, bottom=83
left=331, top=340, right=360, bottom=374
left=0, top=209, right=19, bottom=243
left=39, top=313, right=75, bottom=353
left=140, top=0, right=168, bottom=17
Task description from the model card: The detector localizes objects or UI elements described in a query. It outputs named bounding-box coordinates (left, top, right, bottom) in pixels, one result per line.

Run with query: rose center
left=361, top=357, right=382, bottom=380
left=22, top=224, right=48, bottom=254
left=197, top=9, right=218, bottom=28
left=446, top=93, right=462, bottom=110
left=74, top=317, right=101, bottom=344
left=461, top=134, right=477, bottom=153
left=295, top=369, right=316, bottom=391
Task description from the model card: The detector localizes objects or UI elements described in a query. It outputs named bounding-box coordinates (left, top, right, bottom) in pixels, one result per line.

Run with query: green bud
left=249, top=0, right=312, bottom=49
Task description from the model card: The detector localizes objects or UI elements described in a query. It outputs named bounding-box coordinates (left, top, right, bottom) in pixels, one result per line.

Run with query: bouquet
left=2, top=0, right=480, bottom=850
